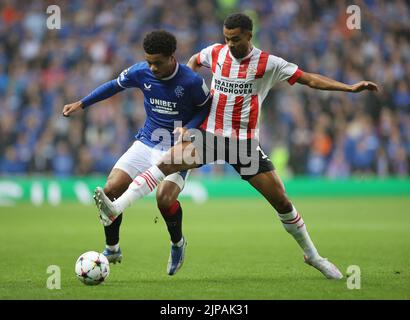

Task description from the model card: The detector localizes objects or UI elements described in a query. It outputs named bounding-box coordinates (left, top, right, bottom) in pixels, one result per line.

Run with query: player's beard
left=229, top=47, right=246, bottom=59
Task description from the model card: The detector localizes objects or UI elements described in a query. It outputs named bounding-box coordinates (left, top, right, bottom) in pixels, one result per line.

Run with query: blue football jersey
left=116, top=62, right=210, bottom=149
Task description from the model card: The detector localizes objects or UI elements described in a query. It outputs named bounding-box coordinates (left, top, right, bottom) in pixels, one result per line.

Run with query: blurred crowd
left=0, top=0, right=409, bottom=178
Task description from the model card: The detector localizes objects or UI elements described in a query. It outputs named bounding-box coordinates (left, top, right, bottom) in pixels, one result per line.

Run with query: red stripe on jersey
left=221, top=49, right=233, bottom=77
left=287, top=68, right=303, bottom=85
left=247, top=95, right=259, bottom=138
left=199, top=119, right=208, bottom=130
left=237, top=57, right=252, bottom=79
left=231, top=96, right=244, bottom=138
left=255, top=52, right=269, bottom=79
left=200, top=89, right=214, bottom=130
left=214, top=93, right=228, bottom=134
left=211, top=45, right=225, bottom=74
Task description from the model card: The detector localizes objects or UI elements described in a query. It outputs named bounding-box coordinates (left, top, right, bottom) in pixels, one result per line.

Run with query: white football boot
left=93, top=187, right=121, bottom=227
left=304, top=255, right=343, bottom=280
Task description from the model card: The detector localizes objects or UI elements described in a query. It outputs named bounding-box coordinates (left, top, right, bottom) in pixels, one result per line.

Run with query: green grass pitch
left=0, top=197, right=409, bottom=299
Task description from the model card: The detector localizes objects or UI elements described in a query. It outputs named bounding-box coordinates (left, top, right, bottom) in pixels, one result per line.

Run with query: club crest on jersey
left=144, top=83, right=152, bottom=91
left=175, top=85, right=184, bottom=98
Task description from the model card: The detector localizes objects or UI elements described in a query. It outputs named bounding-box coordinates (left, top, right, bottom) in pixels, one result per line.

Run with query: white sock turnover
left=106, top=243, right=120, bottom=252
left=277, top=206, right=320, bottom=260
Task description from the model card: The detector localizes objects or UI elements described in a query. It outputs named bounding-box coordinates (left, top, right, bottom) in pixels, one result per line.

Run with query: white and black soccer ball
left=75, top=251, right=109, bottom=285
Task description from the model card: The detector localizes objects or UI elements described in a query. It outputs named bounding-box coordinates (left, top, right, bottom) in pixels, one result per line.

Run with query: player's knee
left=156, top=189, right=177, bottom=209
left=270, top=186, right=292, bottom=213
left=274, top=197, right=293, bottom=214
left=269, top=180, right=292, bottom=213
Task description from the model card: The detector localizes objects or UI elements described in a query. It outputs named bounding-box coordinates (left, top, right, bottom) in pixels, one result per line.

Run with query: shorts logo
left=144, top=83, right=152, bottom=91
left=175, top=85, right=184, bottom=98
left=256, top=146, right=269, bottom=160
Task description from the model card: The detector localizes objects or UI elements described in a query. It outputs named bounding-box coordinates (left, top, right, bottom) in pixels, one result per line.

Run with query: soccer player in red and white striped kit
left=95, top=13, right=379, bottom=279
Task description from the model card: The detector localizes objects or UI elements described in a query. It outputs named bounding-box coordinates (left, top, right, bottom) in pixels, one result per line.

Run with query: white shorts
left=113, top=140, right=189, bottom=190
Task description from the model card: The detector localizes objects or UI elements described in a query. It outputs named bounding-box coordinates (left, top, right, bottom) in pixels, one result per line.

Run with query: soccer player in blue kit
left=63, top=30, right=211, bottom=275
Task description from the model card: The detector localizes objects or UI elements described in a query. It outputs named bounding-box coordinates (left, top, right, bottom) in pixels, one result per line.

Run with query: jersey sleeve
left=185, top=75, right=211, bottom=129
left=191, top=75, right=211, bottom=107
left=80, top=80, right=123, bottom=109
left=116, top=63, right=144, bottom=89
left=265, top=55, right=302, bottom=87
left=197, top=43, right=222, bottom=68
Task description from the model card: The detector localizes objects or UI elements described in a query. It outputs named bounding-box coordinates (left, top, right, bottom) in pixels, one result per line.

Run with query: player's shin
left=114, top=165, right=165, bottom=212
left=104, top=213, right=123, bottom=248
left=277, top=206, right=320, bottom=260
left=159, top=201, right=183, bottom=244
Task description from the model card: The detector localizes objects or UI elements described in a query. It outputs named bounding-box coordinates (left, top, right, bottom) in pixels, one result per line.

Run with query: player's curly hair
left=143, top=30, right=177, bottom=57
left=224, top=13, right=253, bottom=32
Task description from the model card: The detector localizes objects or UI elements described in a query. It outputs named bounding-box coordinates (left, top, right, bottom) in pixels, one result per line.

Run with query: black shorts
left=191, top=129, right=274, bottom=180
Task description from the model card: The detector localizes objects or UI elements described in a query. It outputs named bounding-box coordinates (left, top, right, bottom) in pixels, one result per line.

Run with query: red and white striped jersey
left=197, top=44, right=302, bottom=139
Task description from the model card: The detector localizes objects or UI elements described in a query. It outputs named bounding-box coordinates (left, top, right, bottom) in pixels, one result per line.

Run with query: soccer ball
left=75, top=251, right=110, bottom=285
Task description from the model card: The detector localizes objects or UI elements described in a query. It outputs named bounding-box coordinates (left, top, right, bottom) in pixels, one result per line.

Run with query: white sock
left=114, top=165, right=165, bottom=212
left=277, top=206, right=320, bottom=260
left=106, top=243, right=120, bottom=252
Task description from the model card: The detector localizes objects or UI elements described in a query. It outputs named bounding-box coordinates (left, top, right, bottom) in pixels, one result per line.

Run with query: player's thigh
left=158, top=142, right=201, bottom=175
left=104, top=168, right=133, bottom=200
left=107, top=140, right=154, bottom=199
left=156, top=180, right=182, bottom=209
left=248, top=170, right=292, bottom=213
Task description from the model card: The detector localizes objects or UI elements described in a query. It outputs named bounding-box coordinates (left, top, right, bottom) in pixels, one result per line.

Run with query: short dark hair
left=143, top=30, right=177, bottom=56
left=224, top=13, right=253, bottom=32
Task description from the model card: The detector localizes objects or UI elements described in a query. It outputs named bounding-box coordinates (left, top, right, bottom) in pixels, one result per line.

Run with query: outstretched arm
left=187, top=53, right=202, bottom=72
left=296, top=71, right=379, bottom=93
left=63, top=79, right=124, bottom=117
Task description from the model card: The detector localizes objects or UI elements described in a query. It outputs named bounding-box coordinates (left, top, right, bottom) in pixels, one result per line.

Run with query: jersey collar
left=160, top=62, right=179, bottom=81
